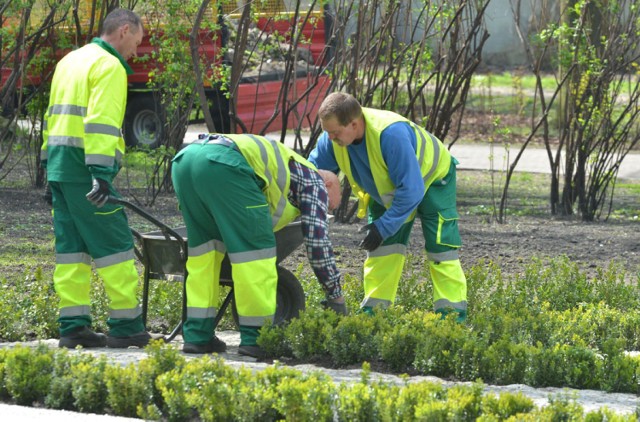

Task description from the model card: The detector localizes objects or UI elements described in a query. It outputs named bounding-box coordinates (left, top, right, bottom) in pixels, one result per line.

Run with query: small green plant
left=326, top=312, right=387, bottom=366
left=273, top=372, right=335, bottom=421
left=44, top=350, right=76, bottom=410
left=3, top=344, right=53, bottom=405
left=284, top=307, right=339, bottom=360
left=71, top=355, right=108, bottom=413
left=481, top=391, right=535, bottom=419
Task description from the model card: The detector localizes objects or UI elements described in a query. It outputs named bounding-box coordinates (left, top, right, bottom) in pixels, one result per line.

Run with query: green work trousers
left=172, top=143, right=277, bottom=346
left=362, top=157, right=468, bottom=320
left=50, top=181, right=145, bottom=337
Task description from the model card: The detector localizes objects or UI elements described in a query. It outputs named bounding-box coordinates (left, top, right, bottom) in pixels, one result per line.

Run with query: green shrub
left=178, top=356, right=237, bottom=420
left=105, top=363, right=152, bottom=418
left=273, top=372, right=335, bottom=422
left=379, top=309, right=439, bottom=373
left=454, top=332, right=487, bottom=381
left=158, top=354, right=279, bottom=421
left=258, top=320, right=293, bottom=358
left=536, top=394, right=585, bottom=421
left=4, top=344, right=53, bottom=405
left=71, top=355, right=108, bottom=413
left=413, top=318, right=470, bottom=377
left=156, top=368, right=194, bottom=421
left=481, top=391, right=535, bottom=419
left=44, top=349, right=76, bottom=410
left=187, top=366, right=242, bottom=421
left=139, top=340, right=186, bottom=412
left=443, top=383, right=484, bottom=421
left=336, top=382, right=379, bottom=421
left=284, top=308, right=339, bottom=360
left=481, top=340, right=534, bottom=385
left=599, top=339, right=640, bottom=394
left=584, top=407, right=638, bottom=421
left=326, top=312, right=388, bottom=366
left=394, top=381, right=446, bottom=420
left=0, top=348, right=8, bottom=400
left=0, top=269, right=58, bottom=341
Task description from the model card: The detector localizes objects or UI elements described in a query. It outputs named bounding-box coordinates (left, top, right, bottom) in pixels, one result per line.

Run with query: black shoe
left=321, top=299, right=349, bottom=315
left=106, top=331, right=153, bottom=348
left=183, top=336, right=227, bottom=354
left=238, top=345, right=266, bottom=359
left=59, top=326, right=107, bottom=349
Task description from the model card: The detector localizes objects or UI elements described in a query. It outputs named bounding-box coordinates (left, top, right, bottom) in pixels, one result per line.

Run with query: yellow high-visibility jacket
left=42, top=38, right=130, bottom=182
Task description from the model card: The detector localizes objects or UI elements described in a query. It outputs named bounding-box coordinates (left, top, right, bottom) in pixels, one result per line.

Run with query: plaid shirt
left=287, top=160, right=342, bottom=299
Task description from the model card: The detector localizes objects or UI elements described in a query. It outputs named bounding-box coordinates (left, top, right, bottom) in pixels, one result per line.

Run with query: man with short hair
left=42, top=8, right=154, bottom=348
left=309, top=92, right=468, bottom=321
left=172, top=133, right=346, bottom=358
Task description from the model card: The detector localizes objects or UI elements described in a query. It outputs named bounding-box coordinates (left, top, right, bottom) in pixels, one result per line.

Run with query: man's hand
left=43, top=184, right=52, bottom=206
left=86, top=177, right=110, bottom=208
left=359, top=223, right=383, bottom=251
left=321, top=298, right=349, bottom=315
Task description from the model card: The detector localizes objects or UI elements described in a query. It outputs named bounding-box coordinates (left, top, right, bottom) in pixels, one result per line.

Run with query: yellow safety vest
left=332, top=108, right=451, bottom=218
left=226, top=134, right=317, bottom=232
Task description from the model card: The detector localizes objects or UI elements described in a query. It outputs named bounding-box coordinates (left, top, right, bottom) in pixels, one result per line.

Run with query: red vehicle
left=1, top=5, right=331, bottom=147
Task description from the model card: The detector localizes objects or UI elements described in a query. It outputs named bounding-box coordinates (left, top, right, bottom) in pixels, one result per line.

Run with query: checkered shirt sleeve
left=287, top=159, right=343, bottom=298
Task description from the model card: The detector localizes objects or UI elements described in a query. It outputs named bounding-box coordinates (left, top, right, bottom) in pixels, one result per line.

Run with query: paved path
left=183, top=126, right=640, bottom=181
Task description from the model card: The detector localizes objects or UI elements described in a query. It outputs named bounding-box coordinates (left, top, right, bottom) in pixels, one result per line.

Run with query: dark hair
left=101, top=8, right=142, bottom=36
left=318, top=92, right=362, bottom=126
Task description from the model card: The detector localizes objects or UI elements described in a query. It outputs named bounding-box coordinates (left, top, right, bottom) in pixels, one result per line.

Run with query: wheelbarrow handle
left=107, top=196, right=185, bottom=244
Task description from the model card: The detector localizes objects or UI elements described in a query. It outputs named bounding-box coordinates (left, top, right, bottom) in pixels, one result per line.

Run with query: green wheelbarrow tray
left=108, top=197, right=306, bottom=342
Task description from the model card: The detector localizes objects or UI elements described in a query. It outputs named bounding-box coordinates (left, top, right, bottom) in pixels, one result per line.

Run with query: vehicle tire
left=124, top=94, right=163, bottom=148
left=207, top=88, right=230, bottom=133
left=231, top=266, right=305, bottom=327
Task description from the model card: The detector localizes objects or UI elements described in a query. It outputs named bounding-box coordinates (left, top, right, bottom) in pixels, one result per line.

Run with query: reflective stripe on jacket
left=195, top=134, right=317, bottom=232
left=42, top=42, right=127, bottom=182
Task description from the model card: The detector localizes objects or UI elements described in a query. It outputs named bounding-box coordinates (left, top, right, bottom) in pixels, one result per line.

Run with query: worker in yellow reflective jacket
left=41, top=9, right=153, bottom=348
left=172, top=133, right=345, bottom=358
left=309, top=92, right=468, bottom=322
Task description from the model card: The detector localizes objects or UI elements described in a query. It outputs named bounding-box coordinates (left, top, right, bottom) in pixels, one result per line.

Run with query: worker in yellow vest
left=171, top=133, right=345, bottom=358
left=309, top=92, right=468, bottom=322
left=42, top=9, right=154, bottom=348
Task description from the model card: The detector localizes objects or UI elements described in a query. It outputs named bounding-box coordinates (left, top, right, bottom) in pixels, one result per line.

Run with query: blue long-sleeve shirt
left=309, top=121, right=425, bottom=239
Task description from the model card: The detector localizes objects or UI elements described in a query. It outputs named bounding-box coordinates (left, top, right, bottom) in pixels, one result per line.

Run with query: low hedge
left=0, top=343, right=634, bottom=421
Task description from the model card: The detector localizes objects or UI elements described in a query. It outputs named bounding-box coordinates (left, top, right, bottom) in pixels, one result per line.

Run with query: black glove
left=321, top=299, right=349, bottom=315
left=86, top=177, right=110, bottom=208
left=359, top=223, right=383, bottom=251
left=43, top=184, right=52, bottom=206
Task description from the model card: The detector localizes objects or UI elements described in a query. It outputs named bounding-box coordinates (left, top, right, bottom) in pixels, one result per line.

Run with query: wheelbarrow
left=108, top=197, right=306, bottom=342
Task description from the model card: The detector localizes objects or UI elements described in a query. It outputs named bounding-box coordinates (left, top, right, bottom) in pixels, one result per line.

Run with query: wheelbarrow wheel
left=231, top=266, right=305, bottom=327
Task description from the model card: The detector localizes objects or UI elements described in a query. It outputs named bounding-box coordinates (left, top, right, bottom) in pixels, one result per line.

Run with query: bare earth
left=2, top=186, right=639, bottom=281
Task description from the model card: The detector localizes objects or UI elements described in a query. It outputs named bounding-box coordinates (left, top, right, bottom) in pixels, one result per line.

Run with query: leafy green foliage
left=70, top=355, right=108, bottom=413
left=3, top=344, right=53, bottom=405
left=326, top=312, right=388, bottom=366
left=283, top=307, right=339, bottom=360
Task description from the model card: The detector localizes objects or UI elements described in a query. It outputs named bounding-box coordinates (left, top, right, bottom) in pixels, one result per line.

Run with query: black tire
left=206, top=88, right=230, bottom=133
left=124, top=94, right=163, bottom=148
left=231, top=266, right=305, bottom=327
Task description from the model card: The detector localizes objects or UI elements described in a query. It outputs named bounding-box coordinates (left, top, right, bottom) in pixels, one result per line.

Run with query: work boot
left=183, top=336, right=227, bottom=354
left=238, top=345, right=266, bottom=359
left=59, top=326, right=107, bottom=349
left=321, top=299, right=349, bottom=315
left=106, top=331, right=154, bottom=348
